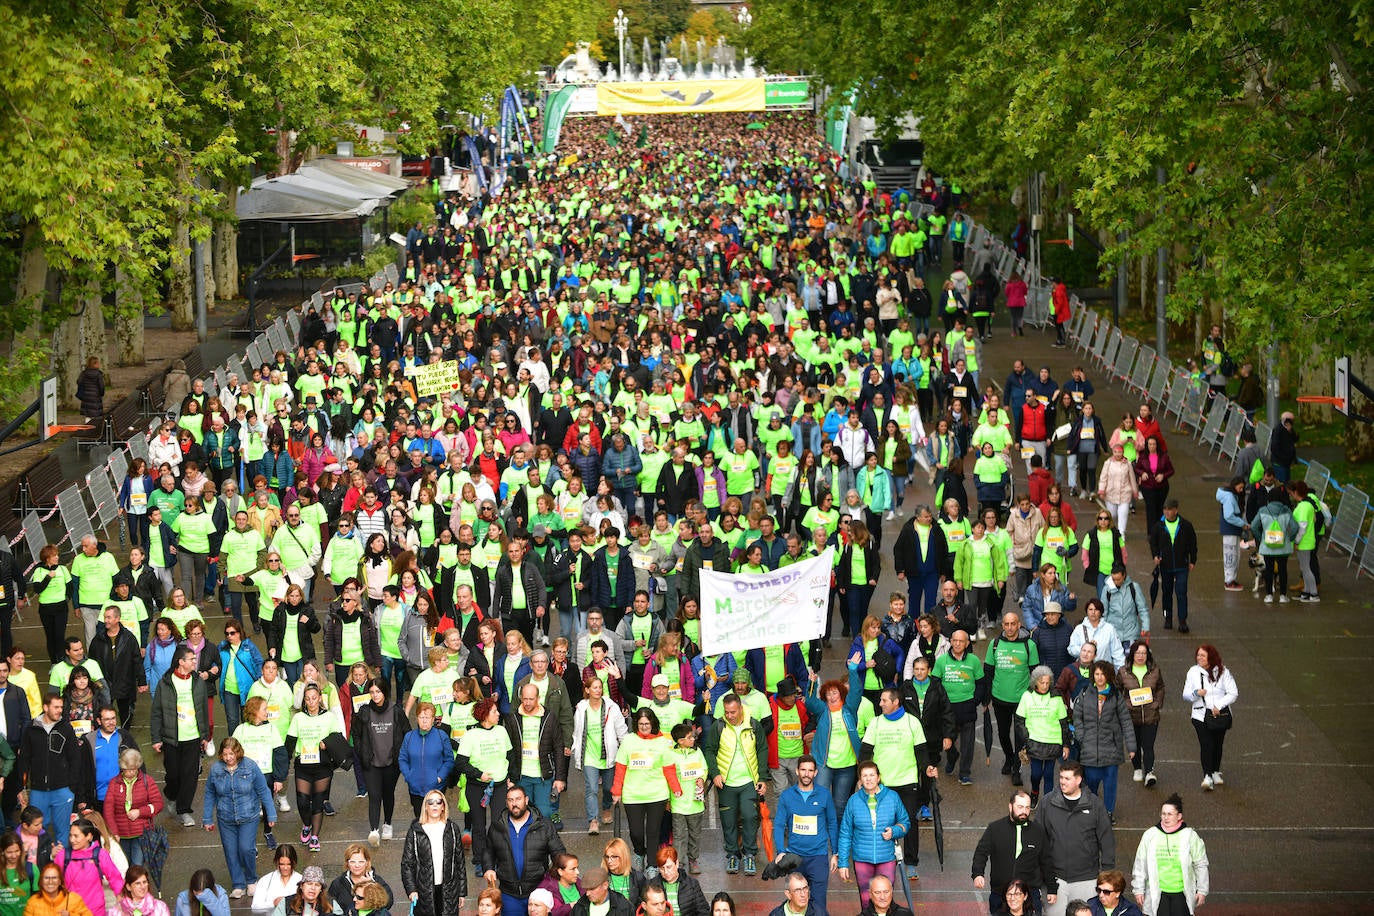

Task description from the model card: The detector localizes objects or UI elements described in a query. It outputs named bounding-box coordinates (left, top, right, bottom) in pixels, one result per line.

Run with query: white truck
left=847, top=114, right=925, bottom=194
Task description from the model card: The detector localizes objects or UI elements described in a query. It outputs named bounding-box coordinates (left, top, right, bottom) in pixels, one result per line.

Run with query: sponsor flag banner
left=698, top=548, right=832, bottom=656
left=407, top=359, right=464, bottom=397
left=542, top=85, right=578, bottom=153
left=764, top=80, right=811, bottom=108
left=597, top=79, right=766, bottom=116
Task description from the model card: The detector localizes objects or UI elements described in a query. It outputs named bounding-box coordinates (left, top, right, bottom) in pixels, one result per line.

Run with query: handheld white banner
left=698, top=549, right=833, bottom=656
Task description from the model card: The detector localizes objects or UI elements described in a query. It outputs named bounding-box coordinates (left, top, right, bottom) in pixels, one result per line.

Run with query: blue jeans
left=815, top=763, right=855, bottom=808
left=501, top=894, right=528, bottom=916
left=582, top=766, right=613, bottom=824
left=1029, top=757, right=1058, bottom=797
left=1083, top=764, right=1120, bottom=814
left=222, top=692, right=244, bottom=736
left=30, top=788, right=73, bottom=851
left=797, top=854, right=831, bottom=913
left=907, top=572, right=941, bottom=614
left=519, top=775, right=553, bottom=818
left=118, top=837, right=145, bottom=867
left=218, top=819, right=260, bottom=890
left=380, top=655, right=409, bottom=698
left=282, top=660, right=303, bottom=685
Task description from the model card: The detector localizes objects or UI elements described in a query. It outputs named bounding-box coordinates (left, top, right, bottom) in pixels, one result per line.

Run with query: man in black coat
left=87, top=606, right=146, bottom=727
left=971, top=790, right=1056, bottom=915
left=0, top=545, right=21, bottom=656
left=655, top=449, right=699, bottom=520
left=483, top=784, right=565, bottom=910
left=1148, top=500, right=1199, bottom=633
left=569, top=868, right=633, bottom=916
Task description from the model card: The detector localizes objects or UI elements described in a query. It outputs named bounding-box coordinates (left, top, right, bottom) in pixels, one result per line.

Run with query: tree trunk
left=54, top=272, right=109, bottom=409
left=168, top=164, right=194, bottom=330
left=114, top=265, right=145, bottom=366
left=15, top=222, right=49, bottom=318
left=1345, top=351, right=1374, bottom=462
left=212, top=181, right=240, bottom=300
left=198, top=218, right=217, bottom=309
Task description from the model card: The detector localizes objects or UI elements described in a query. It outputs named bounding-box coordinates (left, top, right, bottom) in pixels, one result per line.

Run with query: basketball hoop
left=1296, top=396, right=1345, bottom=410
left=47, top=424, right=94, bottom=434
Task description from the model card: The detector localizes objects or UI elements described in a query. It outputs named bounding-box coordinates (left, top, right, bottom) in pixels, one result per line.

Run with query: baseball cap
left=650, top=674, right=670, bottom=689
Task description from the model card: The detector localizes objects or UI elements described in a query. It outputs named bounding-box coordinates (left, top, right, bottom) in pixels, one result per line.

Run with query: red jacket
left=103, top=770, right=165, bottom=840
left=1027, top=468, right=1054, bottom=507
left=1135, top=416, right=1167, bottom=452
left=1020, top=402, right=1049, bottom=442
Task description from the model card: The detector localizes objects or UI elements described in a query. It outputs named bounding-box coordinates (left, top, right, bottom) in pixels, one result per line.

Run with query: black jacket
left=971, top=816, right=1056, bottom=895
left=502, top=708, right=568, bottom=782
left=118, top=563, right=164, bottom=616
left=265, top=600, right=320, bottom=663
left=0, top=684, right=31, bottom=749
left=150, top=671, right=210, bottom=745
left=1148, top=517, right=1198, bottom=569
left=485, top=808, right=565, bottom=898
left=491, top=558, right=547, bottom=618
left=1036, top=788, right=1115, bottom=883
left=656, top=461, right=699, bottom=517
left=400, top=819, right=466, bottom=916
left=441, top=564, right=491, bottom=620
left=570, top=892, right=633, bottom=916
left=900, top=678, right=955, bottom=767
left=323, top=601, right=383, bottom=668
left=666, top=874, right=708, bottom=916
left=350, top=702, right=411, bottom=769
left=858, top=904, right=912, bottom=916
left=16, top=718, right=84, bottom=792
left=88, top=626, right=145, bottom=701
left=0, top=549, right=20, bottom=612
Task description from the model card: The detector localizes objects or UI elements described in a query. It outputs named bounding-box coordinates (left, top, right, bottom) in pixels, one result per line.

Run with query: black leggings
left=362, top=763, right=400, bottom=830
left=1133, top=722, right=1159, bottom=774
left=1191, top=718, right=1227, bottom=775
left=295, top=764, right=333, bottom=837
left=623, top=801, right=665, bottom=859
left=1263, top=556, right=1288, bottom=596
left=464, top=777, right=508, bottom=872
left=39, top=602, right=68, bottom=664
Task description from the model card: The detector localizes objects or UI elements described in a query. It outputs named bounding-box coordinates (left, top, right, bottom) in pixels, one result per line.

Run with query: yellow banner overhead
left=596, top=79, right=766, bottom=115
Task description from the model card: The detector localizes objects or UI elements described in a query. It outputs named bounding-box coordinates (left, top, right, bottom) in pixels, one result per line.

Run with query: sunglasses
left=1098, top=516, right=1111, bottom=521
left=1097, top=888, right=1119, bottom=895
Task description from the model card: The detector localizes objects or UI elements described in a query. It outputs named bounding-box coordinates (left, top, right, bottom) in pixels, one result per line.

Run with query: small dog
left=1242, top=540, right=1265, bottom=595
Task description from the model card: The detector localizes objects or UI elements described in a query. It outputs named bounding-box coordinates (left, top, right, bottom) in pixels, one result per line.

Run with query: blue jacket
left=144, top=638, right=179, bottom=698
left=492, top=653, right=532, bottom=714
left=217, top=639, right=264, bottom=702
left=261, top=450, right=295, bottom=489
left=601, top=444, right=642, bottom=482
left=847, top=634, right=905, bottom=691
left=399, top=726, right=456, bottom=795
left=202, top=758, right=275, bottom=827
left=1215, top=486, right=1246, bottom=536
left=175, top=888, right=231, bottom=916
left=692, top=653, right=738, bottom=712
left=772, top=783, right=839, bottom=858
left=801, top=665, right=867, bottom=767
left=1021, top=584, right=1078, bottom=631
left=116, top=474, right=157, bottom=512
left=591, top=546, right=638, bottom=615
left=838, top=784, right=910, bottom=867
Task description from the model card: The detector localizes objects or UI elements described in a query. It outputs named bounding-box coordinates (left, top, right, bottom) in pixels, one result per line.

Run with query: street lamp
left=736, top=6, right=752, bottom=28
left=614, top=9, right=629, bottom=82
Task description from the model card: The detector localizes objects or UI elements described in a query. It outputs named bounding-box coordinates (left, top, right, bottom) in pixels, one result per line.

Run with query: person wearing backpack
left=1287, top=481, right=1326, bottom=603
left=1254, top=493, right=1299, bottom=604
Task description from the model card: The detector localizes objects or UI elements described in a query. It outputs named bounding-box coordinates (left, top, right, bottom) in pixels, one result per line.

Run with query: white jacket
left=1132, top=824, right=1209, bottom=914
left=1183, top=665, right=1238, bottom=722
left=147, top=434, right=182, bottom=476
left=1067, top=617, right=1124, bottom=668
left=571, top=698, right=628, bottom=771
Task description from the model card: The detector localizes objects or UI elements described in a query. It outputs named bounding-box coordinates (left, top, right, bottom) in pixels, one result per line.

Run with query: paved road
left=22, top=317, right=1374, bottom=916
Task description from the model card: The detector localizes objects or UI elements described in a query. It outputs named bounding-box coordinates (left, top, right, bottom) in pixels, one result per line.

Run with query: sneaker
left=1224, top=581, right=1244, bottom=591
left=1163, top=618, right=1173, bottom=630
left=308, top=834, right=321, bottom=852
left=277, top=794, right=290, bottom=813
left=301, top=825, right=312, bottom=844
left=230, top=889, right=245, bottom=900
left=1133, top=769, right=1144, bottom=783
left=551, top=811, right=562, bottom=830
left=689, top=859, right=701, bottom=875
left=589, top=820, right=600, bottom=836
left=265, top=831, right=277, bottom=851
left=1211, top=771, right=1224, bottom=786
left=1011, top=769, right=1024, bottom=787
left=1307, top=594, right=1321, bottom=603
left=180, top=813, right=195, bottom=828
left=959, top=776, right=974, bottom=786
left=884, top=511, right=895, bottom=521
left=726, top=855, right=739, bottom=875
left=743, top=855, right=757, bottom=876
left=601, top=809, right=613, bottom=824
left=905, top=865, right=919, bottom=882
left=1179, top=623, right=1190, bottom=634
left=368, top=830, right=380, bottom=848
left=1278, top=594, right=1290, bottom=604
left=1001, top=761, right=1014, bottom=776
left=382, top=823, right=393, bottom=840
left=1202, top=774, right=1214, bottom=791
left=356, top=789, right=369, bottom=799
left=323, top=801, right=336, bottom=816
left=247, top=884, right=257, bottom=897
left=1263, top=594, right=1274, bottom=604
left=919, top=805, right=932, bottom=821
left=1144, top=771, right=1158, bottom=787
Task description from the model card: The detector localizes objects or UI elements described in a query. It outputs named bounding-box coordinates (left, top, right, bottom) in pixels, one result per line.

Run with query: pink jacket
left=54, top=844, right=125, bottom=916
left=1097, top=457, right=1140, bottom=504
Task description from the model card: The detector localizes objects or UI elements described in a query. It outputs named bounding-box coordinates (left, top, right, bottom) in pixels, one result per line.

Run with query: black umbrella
left=893, top=841, right=916, bottom=912
left=983, top=704, right=994, bottom=765
left=1149, top=565, right=1160, bottom=608
left=929, top=783, right=946, bottom=870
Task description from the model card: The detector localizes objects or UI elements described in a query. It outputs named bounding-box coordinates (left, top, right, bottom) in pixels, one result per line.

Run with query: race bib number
left=780, top=723, right=802, bottom=740
left=130, top=493, right=147, bottom=506
left=1072, top=391, right=1084, bottom=403
left=1080, top=428, right=1096, bottom=440
left=675, top=557, right=685, bottom=573
left=1037, top=395, right=1049, bottom=406
left=300, top=748, right=321, bottom=764
left=953, top=386, right=968, bottom=399
left=791, top=814, right=818, bottom=836
left=947, top=530, right=965, bottom=543
left=1021, top=447, right=1035, bottom=459
left=629, top=752, right=654, bottom=770
left=352, top=694, right=369, bottom=712
left=432, top=689, right=453, bottom=706
left=176, top=703, right=194, bottom=724
left=702, top=560, right=713, bottom=571
left=632, top=554, right=655, bottom=571
left=1046, top=534, right=1065, bottom=550
left=1129, top=687, right=1153, bottom=707
left=72, top=720, right=92, bottom=737
left=522, top=740, right=537, bottom=761
left=266, top=707, right=281, bottom=721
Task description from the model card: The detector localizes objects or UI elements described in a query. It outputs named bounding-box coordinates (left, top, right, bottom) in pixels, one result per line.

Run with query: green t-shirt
left=932, top=651, right=985, bottom=704
left=173, top=674, right=200, bottom=742
left=987, top=638, right=1040, bottom=703
left=615, top=733, right=673, bottom=803
left=860, top=712, right=926, bottom=787
left=1015, top=689, right=1067, bottom=746
left=458, top=725, right=513, bottom=782
left=826, top=707, right=857, bottom=769
left=723, top=451, right=759, bottom=494
left=287, top=710, right=336, bottom=764
left=775, top=704, right=804, bottom=760
left=247, top=677, right=295, bottom=740
left=1155, top=833, right=1186, bottom=893
left=411, top=666, right=456, bottom=710
left=0, top=866, right=32, bottom=916
left=671, top=746, right=709, bottom=815
left=584, top=711, right=604, bottom=768
left=233, top=720, right=284, bottom=775
left=376, top=602, right=406, bottom=660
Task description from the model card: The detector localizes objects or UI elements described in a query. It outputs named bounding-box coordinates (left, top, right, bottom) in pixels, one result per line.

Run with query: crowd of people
left=0, top=109, right=1264, bottom=916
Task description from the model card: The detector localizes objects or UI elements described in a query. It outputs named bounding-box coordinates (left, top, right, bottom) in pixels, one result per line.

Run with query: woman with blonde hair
left=600, top=838, right=643, bottom=907
left=400, top=791, right=465, bottom=916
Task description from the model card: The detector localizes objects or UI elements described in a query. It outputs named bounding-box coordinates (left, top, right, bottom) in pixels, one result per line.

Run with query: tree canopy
left=747, top=0, right=1374, bottom=357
